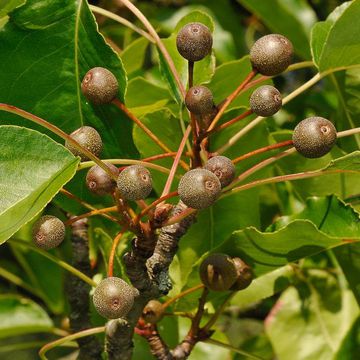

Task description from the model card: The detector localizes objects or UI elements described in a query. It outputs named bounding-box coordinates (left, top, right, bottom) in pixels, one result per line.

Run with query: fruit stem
left=189, top=287, right=209, bottom=337
left=134, top=191, right=179, bottom=225
left=8, top=238, right=97, bottom=287
left=223, top=169, right=357, bottom=197
left=89, top=5, right=155, bottom=43
left=78, top=159, right=171, bottom=174
left=118, top=0, right=186, bottom=98
left=0, top=103, right=118, bottom=181
left=60, top=189, right=121, bottom=224
left=228, top=147, right=296, bottom=189
left=108, top=231, right=125, bottom=277
left=203, top=339, right=264, bottom=360
left=161, top=125, right=192, bottom=197
left=162, top=284, right=204, bottom=309
left=201, top=109, right=253, bottom=141
left=188, top=61, right=194, bottom=89
left=216, top=72, right=323, bottom=154
left=232, top=140, right=294, bottom=164
left=39, top=326, right=105, bottom=360
left=64, top=206, right=118, bottom=226
left=207, top=70, right=257, bottom=131
left=202, top=292, right=235, bottom=332
left=338, top=127, right=360, bottom=138
left=112, top=99, right=189, bottom=171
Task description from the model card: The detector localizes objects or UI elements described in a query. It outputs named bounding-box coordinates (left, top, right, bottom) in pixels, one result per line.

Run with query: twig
left=66, top=218, right=102, bottom=359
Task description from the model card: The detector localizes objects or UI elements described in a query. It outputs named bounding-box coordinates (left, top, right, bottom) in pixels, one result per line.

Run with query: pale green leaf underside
left=0, top=125, right=79, bottom=244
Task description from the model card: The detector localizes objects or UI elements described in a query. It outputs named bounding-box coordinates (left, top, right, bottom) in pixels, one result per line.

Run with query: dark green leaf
left=0, top=0, right=138, bottom=158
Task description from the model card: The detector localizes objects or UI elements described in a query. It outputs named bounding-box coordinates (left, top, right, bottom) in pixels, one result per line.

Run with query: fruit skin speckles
left=176, top=22, right=213, bottom=62
left=117, top=165, right=153, bottom=201
left=32, top=215, right=65, bottom=250
left=250, top=85, right=282, bottom=117
left=178, top=168, right=221, bottom=209
left=93, top=277, right=137, bottom=319
left=293, top=117, right=337, bottom=158
left=185, top=86, right=214, bottom=115
left=204, top=156, right=235, bottom=188
left=65, top=126, right=103, bottom=161
left=250, top=34, right=293, bottom=76
left=81, top=67, right=119, bottom=105
left=86, top=163, right=119, bottom=196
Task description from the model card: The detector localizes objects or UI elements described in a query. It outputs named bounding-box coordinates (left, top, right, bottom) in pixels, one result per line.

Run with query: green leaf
left=267, top=194, right=360, bottom=305
left=208, top=56, right=273, bottom=113
left=334, top=315, right=360, bottom=359
left=231, top=265, right=294, bottom=309
left=0, top=295, right=53, bottom=338
left=132, top=108, right=183, bottom=194
left=237, top=0, right=317, bottom=59
left=215, top=220, right=358, bottom=278
left=126, top=77, right=171, bottom=117
left=0, top=0, right=25, bottom=19
left=0, top=125, right=79, bottom=244
left=311, top=1, right=360, bottom=72
left=0, top=0, right=138, bottom=158
left=121, top=37, right=150, bottom=77
left=266, top=271, right=358, bottom=360
left=159, top=10, right=216, bottom=102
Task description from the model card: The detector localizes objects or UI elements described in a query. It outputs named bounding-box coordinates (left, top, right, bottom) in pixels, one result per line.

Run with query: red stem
left=108, top=231, right=125, bottom=277
left=232, top=140, right=293, bottom=164
left=207, top=70, right=257, bottom=131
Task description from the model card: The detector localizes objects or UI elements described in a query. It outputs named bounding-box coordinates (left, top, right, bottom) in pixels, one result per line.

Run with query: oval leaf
left=0, top=125, right=79, bottom=244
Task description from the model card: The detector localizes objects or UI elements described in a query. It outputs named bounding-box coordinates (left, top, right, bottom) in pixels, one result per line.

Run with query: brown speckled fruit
left=81, top=67, right=118, bottom=104
left=142, top=300, right=164, bottom=324
left=117, top=165, right=153, bottom=201
left=65, top=126, right=102, bottom=161
left=293, top=117, right=337, bottom=158
left=199, top=253, right=238, bottom=292
left=93, top=277, right=135, bottom=319
left=250, top=85, right=282, bottom=117
left=32, top=215, right=65, bottom=250
left=86, top=163, right=119, bottom=196
left=176, top=22, right=212, bottom=62
left=178, top=168, right=221, bottom=209
left=204, top=156, right=235, bottom=188
left=230, top=258, right=253, bottom=291
left=185, top=86, right=214, bottom=115
left=250, top=34, right=293, bottom=76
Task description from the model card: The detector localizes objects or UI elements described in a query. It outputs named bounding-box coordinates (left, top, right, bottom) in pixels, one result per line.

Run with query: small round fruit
left=81, top=67, right=118, bottom=104
left=86, top=163, right=119, bottom=196
left=204, top=156, right=235, bottom=188
left=250, top=85, right=282, bottom=117
left=199, top=253, right=237, bottom=292
left=93, top=277, right=135, bottom=319
left=178, top=169, right=221, bottom=209
left=32, top=215, right=65, bottom=250
left=293, top=117, right=337, bottom=158
left=65, top=126, right=102, bottom=161
left=185, top=86, right=214, bottom=115
left=176, top=22, right=212, bottom=62
left=230, top=258, right=253, bottom=291
left=117, top=165, right=153, bottom=201
left=250, top=34, right=293, bottom=76
left=142, top=300, right=164, bottom=324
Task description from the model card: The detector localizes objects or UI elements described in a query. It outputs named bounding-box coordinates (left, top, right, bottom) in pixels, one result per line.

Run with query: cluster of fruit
left=31, top=21, right=338, bottom=322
